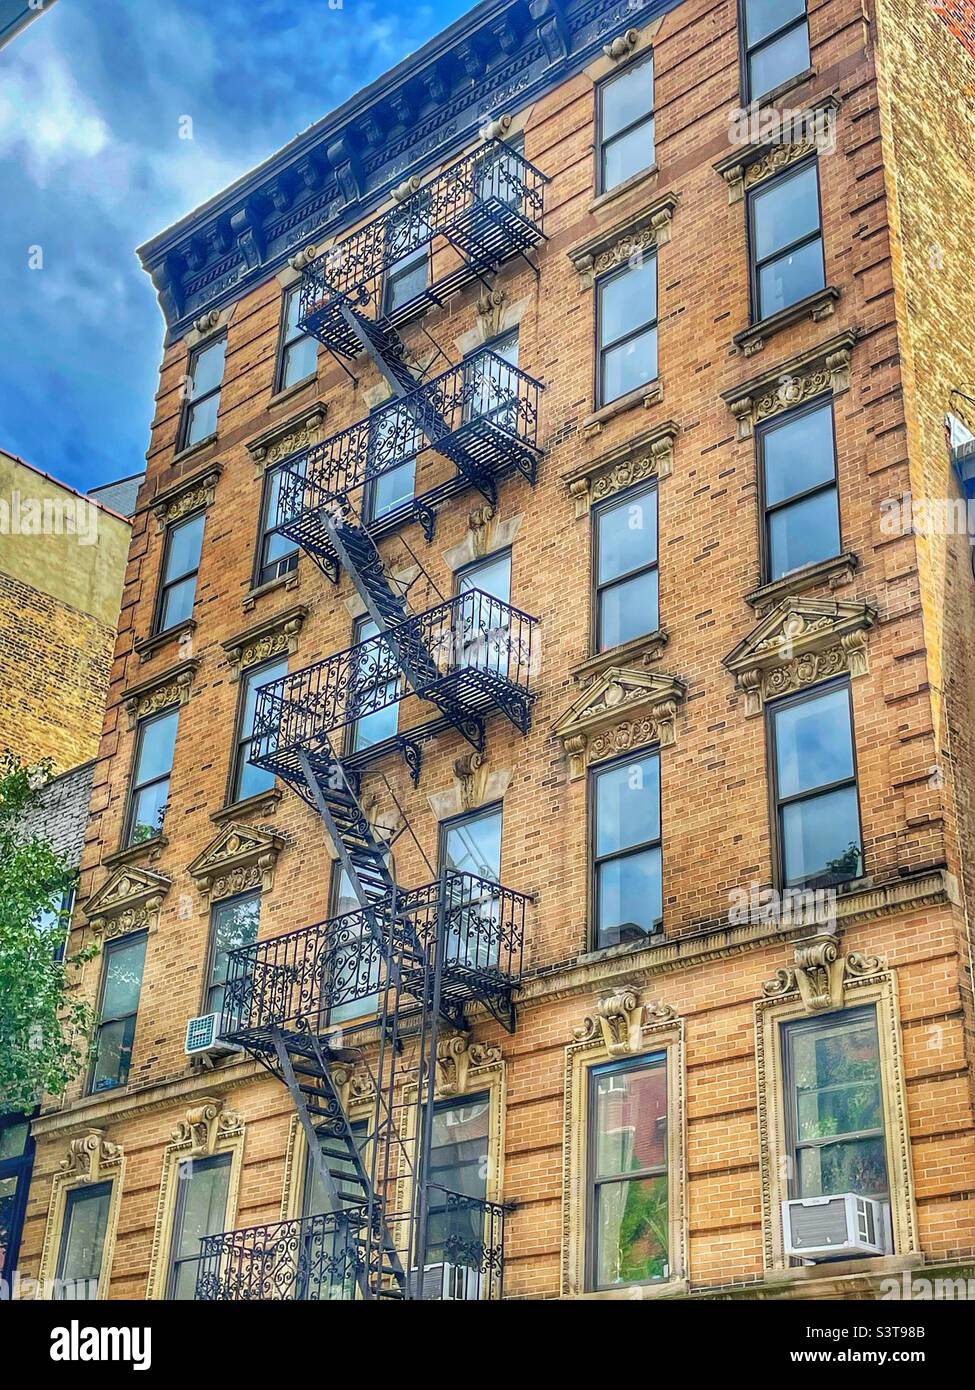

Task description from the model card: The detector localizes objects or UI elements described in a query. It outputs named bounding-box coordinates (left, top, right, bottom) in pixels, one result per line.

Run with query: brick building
left=19, top=0, right=975, bottom=1301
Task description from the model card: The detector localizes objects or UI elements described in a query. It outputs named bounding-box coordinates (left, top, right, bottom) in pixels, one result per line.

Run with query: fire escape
left=195, top=139, right=547, bottom=1302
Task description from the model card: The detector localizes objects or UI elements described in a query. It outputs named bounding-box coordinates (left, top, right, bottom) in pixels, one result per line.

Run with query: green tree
left=0, top=751, right=96, bottom=1113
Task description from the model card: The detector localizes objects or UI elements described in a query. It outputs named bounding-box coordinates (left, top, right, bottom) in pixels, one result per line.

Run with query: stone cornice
left=714, top=93, right=842, bottom=202
left=244, top=404, right=328, bottom=468
left=149, top=464, right=222, bottom=528
left=120, top=659, right=200, bottom=727
left=138, top=0, right=685, bottom=342
left=567, top=191, right=680, bottom=288
left=721, top=329, right=860, bottom=438
left=552, top=667, right=686, bottom=778
left=562, top=421, right=677, bottom=516
left=222, top=604, right=308, bottom=680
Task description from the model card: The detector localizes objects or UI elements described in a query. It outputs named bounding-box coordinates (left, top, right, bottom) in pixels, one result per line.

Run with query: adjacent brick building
left=19, top=0, right=975, bottom=1301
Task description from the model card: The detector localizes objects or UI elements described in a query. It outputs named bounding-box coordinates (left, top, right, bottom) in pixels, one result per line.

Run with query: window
left=592, top=752, right=662, bottom=948
left=749, top=160, right=825, bottom=321
left=742, top=0, right=810, bottom=103
left=256, top=462, right=301, bottom=588
left=155, top=511, right=205, bottom=633
left=55, top=1182, right=111, bottom=1298
left=594, top=484, right=658, bottom=651
left=349, top=616, right=400, bottom=752
left=441, top=803, right=503, bottom=883
left=327, top=864, right=384, bottom=1024
left=180, top=336, right=226, bottom=450
left=167, top=1152, right=231, bottom=1299
left=457, top=549, right=512, bottom=674
left=476, top=134, right=526, bottom=207
left=303, top=1120, right=368, bottom=1218
left=769, top=681, right=862, bottom=888
left=463, top=330, right=520, bottom=431
left=383, top=244, right=428, bottom=317
left=440, top=803, right=503, bottom=973
left=759, top=398, right=840, bottom=582
left=125, top=707, right=179, bottom=846
left=424, top=1094, right=490, bottom=1279
left=89, top=932, right=148, bottom=1093
left=205, top=892, right=260, bottom=1015
left=784, top=1008, right=888, bottom=1202
left=588, top=1055, right=668, bottom=1289
left=596, top=255, right=658, bottom=406
left=276, top=284, right=317, bottom=392
left=231, top=656, right=288, bottom=803
left=597, top=53, right=655, bottom=193
left=364, top=404, right=417, bottom=523
left=0, top=1114, right=34, bottom=1285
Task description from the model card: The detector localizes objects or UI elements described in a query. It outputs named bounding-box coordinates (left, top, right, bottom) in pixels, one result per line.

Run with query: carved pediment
left=724, top=597, right=877, bottom=715
left=222, top=604, right=308, bottom=681
left=84, top=865, right=171, bottom=939
left=552, top=668, right=686, bottom=778
left=121, top=660, right=199, bottom=728
left=245, top=404, right=327, bottom=469
left=186, top=821, right=286, bottom=903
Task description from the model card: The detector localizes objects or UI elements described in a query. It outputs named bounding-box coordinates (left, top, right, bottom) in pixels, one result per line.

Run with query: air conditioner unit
left=407, top=1262, right=484, bottom=1301
left=782, top=1193, right=889, bottom=1261
left=184, top=1013, right=241, bottom=1058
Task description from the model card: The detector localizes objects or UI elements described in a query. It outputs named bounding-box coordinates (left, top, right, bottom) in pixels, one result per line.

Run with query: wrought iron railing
left=274, top=347, right=542, bottom=532
left=297, top=140, right=547, bottom=345
left=220, top=870, right=530, bottom=1044
left=415, top=1186, right=509, bottom=1301
left=195, top=1209, right=366, bottom=1302
left=249, top=590, right=537, bottom=777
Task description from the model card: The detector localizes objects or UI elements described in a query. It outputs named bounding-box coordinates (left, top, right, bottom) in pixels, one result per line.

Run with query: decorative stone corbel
left=193, top=308, right=221, bottom=336
left=476, top=288, right=507, bottom=340
left=288, top=243, right=319, bottom=272
left=435, top=1034, right=502, bottom=1098
left=172, top=1098, right=241, bottom=1157
left=59, top=1130, right=121, bottom=1185
left=763, top=933, right=887, bottom=1014
left=392, top=175, right=422, bottom=202
left=480, top=114, right=513, bottom=141
left=573, top=988, right=646, bottom=1057
left=603, top=28, right=639, bottom=60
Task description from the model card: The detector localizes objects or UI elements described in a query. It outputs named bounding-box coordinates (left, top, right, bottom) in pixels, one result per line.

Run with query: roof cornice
left=138, top=0, right=682, bottom=343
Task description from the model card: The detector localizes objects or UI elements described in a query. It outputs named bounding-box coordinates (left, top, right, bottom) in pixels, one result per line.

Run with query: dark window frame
left=177, top=333, right=227, bottom=453
left=273, top=283, right=318, bottom=395
left=253, top=462, right=301, bottom=591
left=746, top=155, right=825, bottom=325
left=381, top=240, right=430, bottom=319
left=0, top=1111, right=35, bottom=1285
left=166, top=1151, right=232, bottom=1299
left=595, top=254, right=659, bottom=409
left=55, top=1179, right=112, bottom=1296
left=591, top=480, right=659, bottom=654
left=122, top=706, right=179, bottom=849
left=437, top=800, right=504, bottom=881
left=782, top=1004, right=890, bottom=1205
left=739, top=0, right=810, bottom=106
left=588, top=746, right=663, bottom=950
left=203, top=889, right=261, bottom=1017
left=757, top=393, right=842, bottom=584
left=87, top=930, right=148, bottom=1096
left=151, top=509, right=205, bottom=637
left=766, top=676, right=864, bottom=891
left=423, top=1089, right=492, bottom=1268
left=595, top=50, right=656, bottom=196
left=586, top=1052, right=668, bottom=1291
left=227, top=656, right=287, bottom=807
left=362, top=403, right=417, bottom=526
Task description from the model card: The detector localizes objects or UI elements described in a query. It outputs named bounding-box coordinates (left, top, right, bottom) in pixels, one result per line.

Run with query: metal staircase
left=195, top=137, right=544, bottom=1303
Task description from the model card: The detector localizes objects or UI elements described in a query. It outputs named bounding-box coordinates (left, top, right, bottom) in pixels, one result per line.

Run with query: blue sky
left=0, top=0, right=469, bottom=493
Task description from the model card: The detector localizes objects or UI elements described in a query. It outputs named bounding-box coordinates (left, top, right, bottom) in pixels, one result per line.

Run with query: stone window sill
left=565, top=1277, right=688, bottom=1301
left=242, top=567, right=301, bottom=612
left=576, top=932, right=664, bottom=969
left=211, top=789, right=282, bottom=824
left=745, top=552, right=859, bottom=611
left=133, top=618, right=197, bottom=662
left=733, top=287, right=841, bottom=358
left=588, top=163, right=658, bottom=216
left=267, top=377, right=318, bottom=412
left=102, top=835, right=169, bottom=870
left=571, top=628, right=669, bottom=682
left=584, top=378, right=663, bottom=437
left=172, top=433, right=218, bottom=467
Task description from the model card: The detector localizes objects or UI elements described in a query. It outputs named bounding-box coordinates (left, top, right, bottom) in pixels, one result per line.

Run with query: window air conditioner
left=184, top=1012, right=241, bottom=1058
left=407, top=1262, right=484, bottom=1301
left=782, top=1193, right=889, bottom=1261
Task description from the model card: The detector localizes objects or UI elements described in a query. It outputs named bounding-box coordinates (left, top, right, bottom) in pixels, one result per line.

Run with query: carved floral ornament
left=763, top=931, right=886, bottom=1014
left=721, top=330, right=860, bottom=440
left=563, top=422, right=678, bottom=518
left=151, top=465, right=222, bottom=530
left=715, top=96, right=842, bottom=204
left=567, top=192, right=679, bottom=290
left=186, top=822, right=286, bottom=904
left=435, top=1033, right=502, bottom=1098
left=723, top=596, right=877, bottom=717
left=245, top=404, right=327, bottom=470
left=552, top=667, right=686, bottom=779
left=59, top=1130, right=123, bottom=1185
left=121, top=659, right=199, bottom=729
left=172, top=1097, right=243, bottom=1157
left=222, top=604, right=308, bottom=681
left=573, top=989, right=677, bottom=1057
left=83, top=864, right=172, bottom=940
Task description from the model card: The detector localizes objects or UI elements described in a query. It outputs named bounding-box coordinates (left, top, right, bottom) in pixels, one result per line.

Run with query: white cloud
left=0, top=50, right=109, bottom=188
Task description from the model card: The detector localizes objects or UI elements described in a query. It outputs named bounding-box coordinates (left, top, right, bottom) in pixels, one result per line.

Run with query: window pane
left=597, top=488, right=657, bottom=585
left=90, top=1015, right=137, bottom=1091
left=758, top=237, right=825, bottom=318
left=601, top=327, right=658, bottom=404
left=595, top=755, right=660, bottom=856
left=0, top=1122, right=29, bottom=1160
left=774, top=687, right=854, bottom=799
left=208, top=894, right=260, bottom=1012
left=129, top=779, right=171, bottom=844
left=599, top=569, right=659, bottom=651
left=282, top=335, right=317, bottom=389
left=163, top=513, right=204, bottom=583
left=599, top=258, right=657, bottom=348
left=186, top=394, right=219, bottom=446
left=595, top=1175, right=668, bottom=1285
left=371, top=458, right=415, bottom=519
left=797, top=1080, right=883, bottom=1143
left=597, top=847, right=663, bottom=946
left=745, top=0, right=806, bottom=47
left=190, top=339, right=226, bottom=398
left=594, top=1062, right=667, bottom=1177
left=386, top=248, right=427, bottom=312
left=459, top=552, right=512, bottom=605
left=781, top=784, right=862, bottom=885
left=170, top=1156, right=231, bottom=1300
left=241, top=659, right=288, bottom=742
left=749, top=21, right=810, bottom=100
left=600, top=55, right=653, bottom=142
left=798, top=1137, right=888, bottom=1200
left=443, top=807, right=502, bottom=881
left=284, top=286, right=303, bottom=337
left=161, top=575, right=197, bottom=630
left=56, top=1184, right=111, bottom=1297
left=762, top=402, right=835, bottom=507
left=134, top=709, right=178, bottom=786
left=426, top=1096, right=490, bottom=1263
left=752, top=164, right=820, bottom=263
left=101, top=935, right=147, bottom=1019
left=602, top=117, right=656, bottom=192
left=768, top=487, right=840, bottom=579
